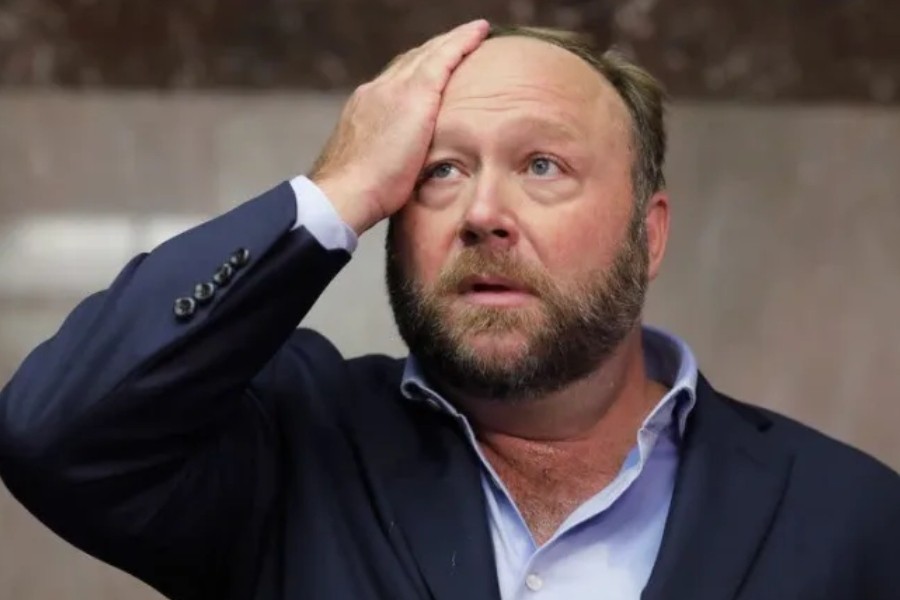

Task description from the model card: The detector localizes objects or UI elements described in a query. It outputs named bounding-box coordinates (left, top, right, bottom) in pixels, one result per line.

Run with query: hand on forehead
left=444, top=36, right=608, bottom=100
left=434, top=36, right=632, bottom=158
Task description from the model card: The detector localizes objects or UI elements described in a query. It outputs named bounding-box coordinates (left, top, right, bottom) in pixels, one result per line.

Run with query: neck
left=434, top=326, right=670, bottom=545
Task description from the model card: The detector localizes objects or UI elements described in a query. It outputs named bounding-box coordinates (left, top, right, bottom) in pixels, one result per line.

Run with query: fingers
left=379, top=30, right=446, bottom=78
left=405, top=19, right=490, bottom=81
left=312, top=19, right=491, bottom=232
left=415, top=24, right=489, bottom=86
left=380, top=19, right=489, bottom=83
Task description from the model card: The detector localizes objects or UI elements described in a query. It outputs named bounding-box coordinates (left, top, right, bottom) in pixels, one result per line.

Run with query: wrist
left=312, top=176, right=381, bottom=237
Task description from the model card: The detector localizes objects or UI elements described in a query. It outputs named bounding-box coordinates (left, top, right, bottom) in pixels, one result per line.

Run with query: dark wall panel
left=0, top=0, right=898, bottom=102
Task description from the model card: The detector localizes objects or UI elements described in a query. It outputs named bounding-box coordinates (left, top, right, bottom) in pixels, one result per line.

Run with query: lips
left=456, top=275, right=536, bottom=307
left=459, top=275, right=531, bottom=294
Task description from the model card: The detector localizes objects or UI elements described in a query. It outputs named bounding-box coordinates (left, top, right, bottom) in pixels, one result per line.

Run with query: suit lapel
left=642, top=376, right=793, bottom=600
left=345, top=361, right=500, bottom=600
left=382, top=408, right=499, bottom=600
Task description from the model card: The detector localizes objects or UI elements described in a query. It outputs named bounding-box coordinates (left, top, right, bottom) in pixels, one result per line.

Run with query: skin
left=313, top=24, right=673, bottom=545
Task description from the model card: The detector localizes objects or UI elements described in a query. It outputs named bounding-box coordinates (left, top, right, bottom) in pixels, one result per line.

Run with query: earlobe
left=644, top=191, right=670, bottom=281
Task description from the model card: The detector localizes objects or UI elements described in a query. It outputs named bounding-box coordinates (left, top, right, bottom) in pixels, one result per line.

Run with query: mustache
left=431, top=249, right=555, bottom=297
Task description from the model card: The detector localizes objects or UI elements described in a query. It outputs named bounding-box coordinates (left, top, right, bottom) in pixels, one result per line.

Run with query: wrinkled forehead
left=438, top=36, right=630, bottom=136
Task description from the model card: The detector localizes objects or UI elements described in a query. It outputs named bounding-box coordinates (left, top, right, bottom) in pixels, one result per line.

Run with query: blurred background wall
left=1, top=1, right=899, bottom=598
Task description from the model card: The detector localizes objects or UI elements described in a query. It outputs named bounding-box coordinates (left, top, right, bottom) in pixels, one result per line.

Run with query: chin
left=459, top=329, right=533, bottom=363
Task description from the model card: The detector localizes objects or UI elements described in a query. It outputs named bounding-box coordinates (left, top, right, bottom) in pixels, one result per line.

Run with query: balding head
left=453, top=27, right=668, bottom=208
left=437, top=36, right=634, bottom=183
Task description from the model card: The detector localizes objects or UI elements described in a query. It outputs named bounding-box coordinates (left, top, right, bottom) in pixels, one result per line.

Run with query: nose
left=458, top=171, right=519, bottom=251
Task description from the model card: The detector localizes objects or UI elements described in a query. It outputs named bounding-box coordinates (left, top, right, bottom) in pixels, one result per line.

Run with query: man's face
left=386, top=37, right=666, bottom=401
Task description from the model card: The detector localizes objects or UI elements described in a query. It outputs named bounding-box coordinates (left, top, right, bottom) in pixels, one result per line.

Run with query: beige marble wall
left=0, top=93, right=898, bottom=598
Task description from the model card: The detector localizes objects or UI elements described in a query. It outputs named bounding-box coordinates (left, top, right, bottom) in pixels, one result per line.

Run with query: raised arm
left=0, top=20, right=489, bottom=600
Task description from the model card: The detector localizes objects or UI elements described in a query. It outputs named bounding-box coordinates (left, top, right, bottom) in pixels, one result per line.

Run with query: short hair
left=487, top=25, right=667, bottom=209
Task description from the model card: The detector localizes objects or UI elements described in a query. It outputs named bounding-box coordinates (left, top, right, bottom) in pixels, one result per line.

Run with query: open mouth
left=470, top=282, right=516, bottom=293
left=458, top=276, right=535, bottom=306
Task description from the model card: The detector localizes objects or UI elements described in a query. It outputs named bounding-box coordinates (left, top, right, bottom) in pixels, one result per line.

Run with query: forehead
left=437, top=37, right=630, bottom=141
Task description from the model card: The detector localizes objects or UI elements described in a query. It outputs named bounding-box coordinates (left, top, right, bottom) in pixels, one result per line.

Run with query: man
left=0, top=19, right=897, bottom=600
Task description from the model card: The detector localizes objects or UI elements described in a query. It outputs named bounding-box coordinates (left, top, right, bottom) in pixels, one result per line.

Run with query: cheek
left=533, top=207, right=624, bottom=277
left=395, top=207, right=457, bottom=284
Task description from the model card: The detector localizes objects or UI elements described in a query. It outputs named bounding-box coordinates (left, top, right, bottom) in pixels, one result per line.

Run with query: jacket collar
left=642, top=375, right=793, bottom=600
left=349, top=349, right=791, bottom=600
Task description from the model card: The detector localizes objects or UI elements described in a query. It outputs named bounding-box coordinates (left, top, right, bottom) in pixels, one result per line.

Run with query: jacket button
left=229, top=248, right=251, bottom=269
left=193, top=282, right=216, bottom=304
left=174, top=297, right=197, bottom=320
left=212, top=263, right=234, bottom=286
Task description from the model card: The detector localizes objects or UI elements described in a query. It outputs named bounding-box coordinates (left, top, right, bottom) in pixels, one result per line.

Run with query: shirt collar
left=400, top=325, right=699, bottom=439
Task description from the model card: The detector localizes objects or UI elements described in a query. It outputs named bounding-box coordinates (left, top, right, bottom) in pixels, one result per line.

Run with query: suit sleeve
left=0, top=181, right=352, bottom=599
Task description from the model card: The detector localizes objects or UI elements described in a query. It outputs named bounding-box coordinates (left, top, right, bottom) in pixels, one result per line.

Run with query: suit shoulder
left=723, top=393, right=899, bottom=497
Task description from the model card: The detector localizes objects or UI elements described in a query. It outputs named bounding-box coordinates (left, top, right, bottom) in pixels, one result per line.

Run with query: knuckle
left=390, top=49, right=415, bottom=69
left=421, top=35, right=446, bottom=52
left=369, top=81, right=393, bottom=100
left=413, top=63, right=445, bottom=86
left=353, top=81, right=373, bottom=98
left=356, top=80, right=389, bottom=103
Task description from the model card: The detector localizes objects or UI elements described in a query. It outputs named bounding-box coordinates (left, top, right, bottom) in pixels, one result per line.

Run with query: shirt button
left=525, top=573, right=543, bottom=592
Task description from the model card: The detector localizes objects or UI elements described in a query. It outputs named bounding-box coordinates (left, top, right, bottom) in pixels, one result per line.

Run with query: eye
left=424, top=162, right=460, bottom=181
left=528, top=156, right=561, bottom=177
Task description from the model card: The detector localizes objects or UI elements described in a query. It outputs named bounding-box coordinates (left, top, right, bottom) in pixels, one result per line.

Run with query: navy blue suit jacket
left=1, top=183, right=898, bottom=600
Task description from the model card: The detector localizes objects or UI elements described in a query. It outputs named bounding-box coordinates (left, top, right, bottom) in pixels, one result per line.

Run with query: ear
left=644, top=191, right=670, bottom=281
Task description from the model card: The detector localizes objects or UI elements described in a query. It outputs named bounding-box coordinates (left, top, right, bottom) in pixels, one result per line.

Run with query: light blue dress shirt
left=289, top=176, right=700, bottom=600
